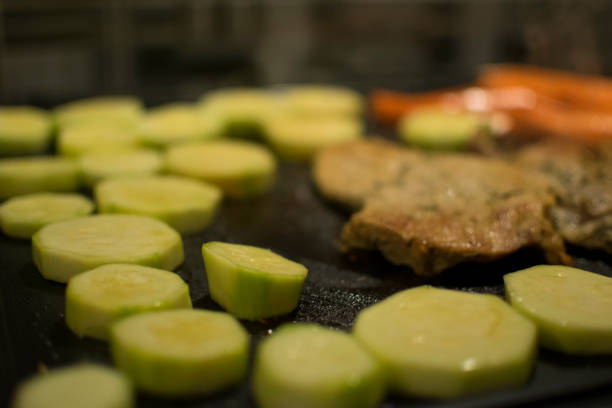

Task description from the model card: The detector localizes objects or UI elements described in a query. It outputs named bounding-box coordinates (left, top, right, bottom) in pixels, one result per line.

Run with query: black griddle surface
left=2, top=160, right=612, bottom=408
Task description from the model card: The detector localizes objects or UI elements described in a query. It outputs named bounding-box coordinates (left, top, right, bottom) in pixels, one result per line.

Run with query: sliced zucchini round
left=398, top=110, right=487, bottom=151
left=0, top=157, right=79, bottom=200
left=78, top=149, right=163, bottom=187
left=95, top=176, right=222, bottom=234
left=0, top=106, right=54, bottom=155
left=0, top=193, right=93, bottom=239
left=32, top=214, right=183, bottom=283
left=265, top=116, right=363, bottom=161
left=166, top=140, right=277, bottom=198
left=66, top=263, right=191, bottom=340
left=57, top=122, right=139, bottom=157
left=202, top=241, right=308, bottom=320
left=505, top=265, right=612, bottom=354
left=11, top=364, right=133, bottom=408
left=110, top=309, right=249, bottom=396
left=54, top=96, right=144, bottom=129
left=254, top=324, right=384, bottom=408
left=140, top=103, right=220, bottom=148
left=284, top=85, right=364, bottom=117
left=353, top=286, right=536, bottom=399
left=199, top=88, right=283, bottom=139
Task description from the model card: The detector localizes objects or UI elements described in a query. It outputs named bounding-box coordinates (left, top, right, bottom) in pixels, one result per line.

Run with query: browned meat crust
left=313, top=139, right=571, bottom=275
left=514, top=141, right=612, bottom=252
left=341, top=154, right=570, bottom=275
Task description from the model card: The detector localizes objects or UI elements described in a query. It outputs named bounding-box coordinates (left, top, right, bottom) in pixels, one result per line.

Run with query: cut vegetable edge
left=32, top=214, right=184, bottom=283
left=110, top=309, right=249, bottom=396
left=95, top=176, right=222, bottom=234
left=253, top=323, right=385, bottom=408
left=0, top=193, right=94, bottom=239
left=504, top=265, right=612, bottom=354
left=202, top=242, right=307, bottom=320
left=353, top=286, right=537, bottom=398
left=65, top=263, right=192, bottom=340
left=11, top=364, right=133, bottom=408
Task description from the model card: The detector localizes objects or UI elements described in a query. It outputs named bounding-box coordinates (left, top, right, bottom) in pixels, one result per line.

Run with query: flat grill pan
left=1, top=158, right=611, bottom=408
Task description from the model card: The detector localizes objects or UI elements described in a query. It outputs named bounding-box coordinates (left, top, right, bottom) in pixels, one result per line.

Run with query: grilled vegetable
left=254, top=324, right=384, bottom=408
left=0, top=157, right=79, bottom=200
left=96, top=176, right=222, bottom=234
left=11, top=364, right=133, bottom=408
left=139, top=103, right=220, bottom=147
left=265, top=116, right=363, bottom=161
left=78, top=149, right=163, bottom=187
left=0, top=106, right=53, bottom=155
left=202, top=241, right=307, bottom=320
left=32, top=214, right=183, bottom=283
left=0, top=193, right=93, bottom=238
left=284, top=85, right=364, bottom=117
left=54, top=96, right=143, bottom=129
left=66, top=264, right=191, bottom=340
left=166, top=140, right=277, bottom=198
left=505, top=265, right=612, bottom=354
left=57, top=122, right=139, bottom=157
left=353, top=286, right=536, bottom=398
left=110, top=309, right=249, bottom=396
left=398, top=110, right=488, bottom=151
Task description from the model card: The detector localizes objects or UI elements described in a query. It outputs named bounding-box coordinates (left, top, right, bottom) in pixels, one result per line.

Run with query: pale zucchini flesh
left=78, top=149, right=164, bottom=187
left=54, top=96, right=144, bottom=129
left=139, top=103, right=220, bottom=147
left=57, top=123, right=139, bottom=157
left=353, top=286, right=536, bottom=398
left=0, top=157, right=79, bottom=200
left=110, top=309, right=249, bottom=396
left=66, top=263, right=191, bottom=340
left=0, top=193, right=94, bottom=238
left=0, top=106, right=54, bottom=155
left=398, top=110, right=486, bottom=151
left=32, top=214, right=184, bottom=283
left=11, top=364, right=133, bottom=408
left=265, top=116, right=363, bottom=161
left=95, top=176, right=222, bottom=234
left=166, top=140, right=277, bottom=198
left=254, top=324, right=385, bottom=408
left=202, top=241, right=307, bottom=320
left=284, top=85, right=364, bottom=117
left=505, top=265, right=612, bottom=354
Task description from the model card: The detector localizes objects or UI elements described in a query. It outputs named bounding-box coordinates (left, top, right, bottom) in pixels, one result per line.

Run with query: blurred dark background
left=0, top=0, right=610, bottom=106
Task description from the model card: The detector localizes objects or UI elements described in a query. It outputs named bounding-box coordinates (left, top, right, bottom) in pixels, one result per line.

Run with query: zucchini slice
left=32, top=214, right=183, bottom=283
left=139, top=103, right=220, bottom=148
left=253, top=324, right=384, bottom=408
left=199, top=88, right=282, bottom=139
left=0, top=193, right=93, bottom=238
left=54, top=96, right=144, bottom=129
left=398, top=110, right=487, bottom=151
left=57, top=122, right=139, bottom=157
left=265, top=116, right=363, bottom=161
left=78, top=149, right=163, bottom=187
left=202, top=241, right=307, bottom=320
left=505, top=265, right=612, bottom=354
left=95, top=176, right=222, bottom=234
left=0, top=106, right=53, bottom=155
left=166, top=140, right=277, bottom=198
left=66, top=263, right=191, bottom=340
left=110, top=309, right=249, bottom=396
left=11, top=364, right=133, bottom=408
left=0, top=157, right=79, bottom=200
left=353, top=286, right=536, bottom=398
left=284, top=85, right=364, bottom=117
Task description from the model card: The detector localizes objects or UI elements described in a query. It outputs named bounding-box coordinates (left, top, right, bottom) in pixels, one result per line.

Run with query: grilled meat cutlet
left=313, top=140, right=571, bottom=275
left=514, top=141, right=612, bottom=253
